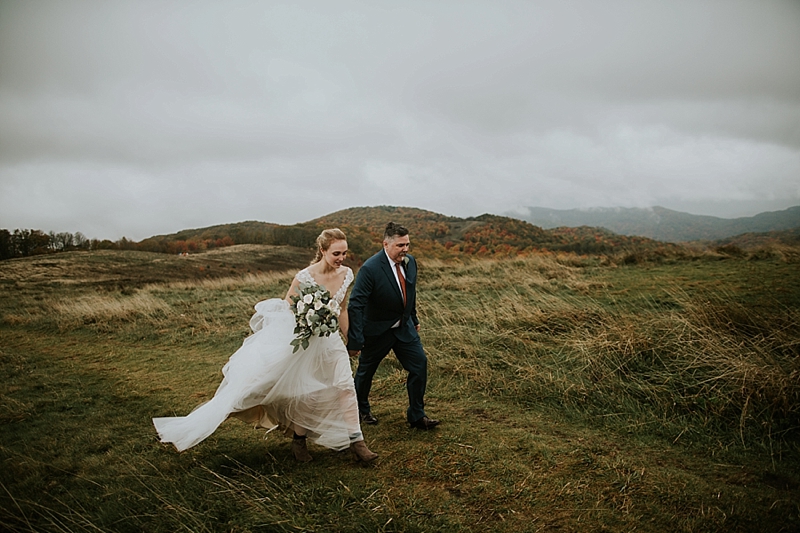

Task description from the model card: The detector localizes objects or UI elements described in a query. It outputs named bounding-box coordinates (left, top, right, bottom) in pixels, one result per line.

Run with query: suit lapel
left=403, top=258, right=415, bottom=285
left=378, top=251, right=405, bottom=307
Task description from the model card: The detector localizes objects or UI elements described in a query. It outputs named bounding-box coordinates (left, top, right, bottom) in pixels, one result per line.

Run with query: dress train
left=153, top=296, right=361, bottom=452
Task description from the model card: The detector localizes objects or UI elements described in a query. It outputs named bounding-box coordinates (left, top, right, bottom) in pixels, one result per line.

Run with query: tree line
left=0, top=223, right=323, bottom=262
left=0, top=228, right=131, bottom=260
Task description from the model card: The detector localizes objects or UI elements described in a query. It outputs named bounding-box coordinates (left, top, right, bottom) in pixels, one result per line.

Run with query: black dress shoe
left=410, top=416, right=440, bottom=430
left=360, top=411, right=378, bottom=425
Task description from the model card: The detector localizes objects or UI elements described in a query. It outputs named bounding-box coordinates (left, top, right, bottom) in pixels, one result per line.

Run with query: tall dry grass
left=562, top=292, right=800, bottom=442
left=16, top=253, right=800, bottom=445
left=419, top=256, right=800, bottom=446
left=51, top=292, right=172, bottom=330
left=157, top=269, right=294, bottom=292
left=38, top=270, right=296, bottom=333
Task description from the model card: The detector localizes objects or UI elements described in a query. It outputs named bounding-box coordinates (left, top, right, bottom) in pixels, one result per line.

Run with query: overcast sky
left=1, top=0, right=799, bottom=241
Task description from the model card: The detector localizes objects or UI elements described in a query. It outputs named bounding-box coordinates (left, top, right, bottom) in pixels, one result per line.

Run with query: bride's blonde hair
left=312, top=228, right=347, bottom=264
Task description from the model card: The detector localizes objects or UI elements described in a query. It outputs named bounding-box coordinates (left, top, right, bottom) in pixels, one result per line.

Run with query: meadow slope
left=1, top=245, right=798, bottom=532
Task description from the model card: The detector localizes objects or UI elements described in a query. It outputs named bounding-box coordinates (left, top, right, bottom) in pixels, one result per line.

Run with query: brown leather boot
left=292, top=437, right=313, bottom=462
left=350, top=440, right=378, bottom=463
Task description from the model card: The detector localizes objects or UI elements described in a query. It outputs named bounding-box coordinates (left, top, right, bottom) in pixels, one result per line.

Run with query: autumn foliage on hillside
left=309, top=207, right=683, bottom=260
left=714, top=227, right=800, bottom=250
left=2, top=206, right=688, bottom=262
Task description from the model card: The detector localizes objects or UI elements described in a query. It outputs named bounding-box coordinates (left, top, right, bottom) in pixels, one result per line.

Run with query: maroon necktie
left=395, top=262, right=407, bottom=305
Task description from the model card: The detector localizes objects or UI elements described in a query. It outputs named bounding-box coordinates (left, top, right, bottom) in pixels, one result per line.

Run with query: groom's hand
left=348, top=349, right=360, bottom=358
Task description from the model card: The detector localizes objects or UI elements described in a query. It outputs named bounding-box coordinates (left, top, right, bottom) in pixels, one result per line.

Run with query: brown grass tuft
left=51, top=292, right=172, bottom=329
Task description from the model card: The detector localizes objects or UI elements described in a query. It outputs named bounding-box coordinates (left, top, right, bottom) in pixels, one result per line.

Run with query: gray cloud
left=1, top=0, right=799, bottom=240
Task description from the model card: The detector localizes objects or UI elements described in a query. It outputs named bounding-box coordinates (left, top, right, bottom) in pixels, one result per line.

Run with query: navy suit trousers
left=354, top=327, right=427, bottom=424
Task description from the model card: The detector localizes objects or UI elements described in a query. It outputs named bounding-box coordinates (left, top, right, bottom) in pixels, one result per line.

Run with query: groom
left=347, top=222, right=440, bottom=430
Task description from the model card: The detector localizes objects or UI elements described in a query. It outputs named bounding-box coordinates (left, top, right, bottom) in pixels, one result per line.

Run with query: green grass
left=1, top=246, right=799, bottom=532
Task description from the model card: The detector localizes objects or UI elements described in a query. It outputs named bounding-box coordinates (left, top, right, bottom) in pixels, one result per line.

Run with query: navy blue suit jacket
left=347, top=250, right=420, bottom=352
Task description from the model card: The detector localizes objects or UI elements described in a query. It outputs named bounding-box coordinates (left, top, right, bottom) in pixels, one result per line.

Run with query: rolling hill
left=136, top=206, right=682, bottom=261
left=713, top=227, right=800, bottom=250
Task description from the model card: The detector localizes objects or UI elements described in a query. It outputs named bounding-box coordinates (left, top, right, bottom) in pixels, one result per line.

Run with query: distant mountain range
left=509, top=206, right=800, bottom=243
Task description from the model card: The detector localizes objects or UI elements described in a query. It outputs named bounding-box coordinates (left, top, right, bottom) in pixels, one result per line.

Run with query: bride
left=153, top=228, right=378, bottom=463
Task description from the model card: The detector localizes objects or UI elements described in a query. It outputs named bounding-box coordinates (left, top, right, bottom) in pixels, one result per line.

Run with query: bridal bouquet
left=289, top=281, right=340, bottom=353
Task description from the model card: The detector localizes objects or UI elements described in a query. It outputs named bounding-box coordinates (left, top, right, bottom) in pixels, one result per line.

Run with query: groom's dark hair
left=384, top=222, right=409, bottom=240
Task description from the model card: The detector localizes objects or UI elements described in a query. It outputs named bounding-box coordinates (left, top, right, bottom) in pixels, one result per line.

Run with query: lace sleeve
left=333, top=267, right=354, bottom=305
left=295, top=268, right=313, bottom=285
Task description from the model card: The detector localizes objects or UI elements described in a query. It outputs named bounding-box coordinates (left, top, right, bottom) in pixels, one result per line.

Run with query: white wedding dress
left=153, top=267, right=362, bottom=452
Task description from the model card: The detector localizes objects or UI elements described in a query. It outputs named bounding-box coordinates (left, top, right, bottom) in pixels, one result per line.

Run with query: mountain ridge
left=510, top=205, right=800, bottom=242
left=136, top=206, right=681, bottom=261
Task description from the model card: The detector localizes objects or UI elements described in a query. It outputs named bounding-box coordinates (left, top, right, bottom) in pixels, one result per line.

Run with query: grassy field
left=1, top=245, right=798, bottom=532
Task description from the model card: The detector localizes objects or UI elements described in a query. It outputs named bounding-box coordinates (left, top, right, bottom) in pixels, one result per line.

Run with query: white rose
left=296, top=301, right=306, bottom=313
left=314, top=300, right=323, bottom=310
left=303, top=294, right=313, bottom=304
